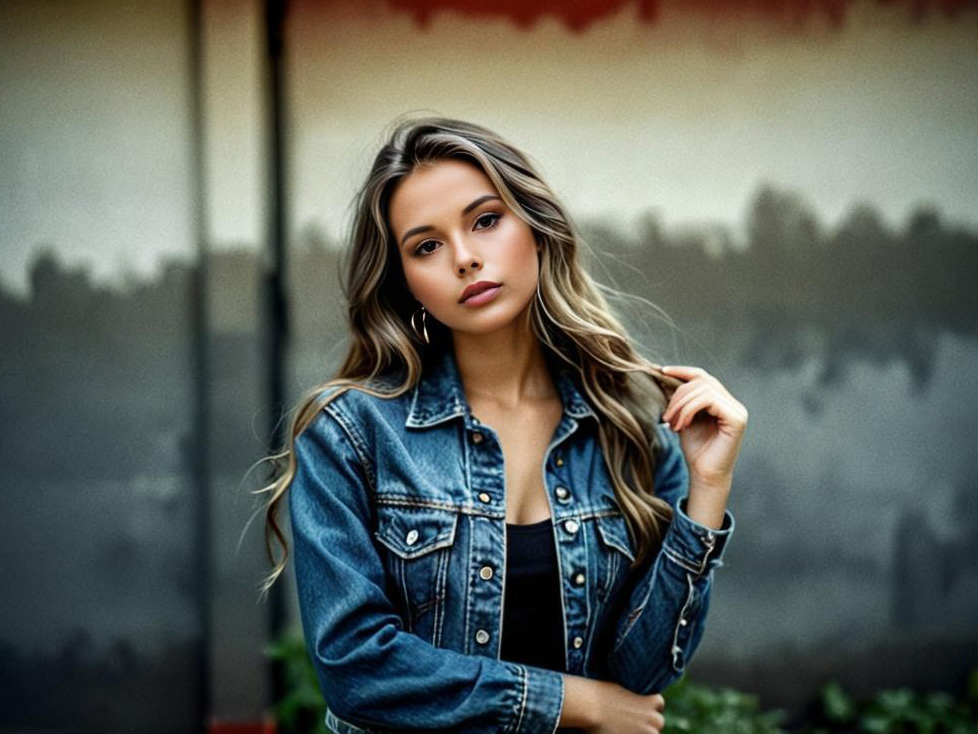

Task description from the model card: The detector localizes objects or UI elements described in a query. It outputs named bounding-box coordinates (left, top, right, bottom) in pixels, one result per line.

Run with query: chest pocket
left=373, top=505, right=459, bottom=640
left=594, top=513, right=636, bottom=603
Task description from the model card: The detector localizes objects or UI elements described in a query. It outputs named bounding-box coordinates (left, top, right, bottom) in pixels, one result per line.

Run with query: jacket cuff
left=507, top=663, right=564, bottom=734
left=661, top=496, right=735, bottom=577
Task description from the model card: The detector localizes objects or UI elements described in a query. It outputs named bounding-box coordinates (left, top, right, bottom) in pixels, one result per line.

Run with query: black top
left=500, top=517, right=585, bottom=734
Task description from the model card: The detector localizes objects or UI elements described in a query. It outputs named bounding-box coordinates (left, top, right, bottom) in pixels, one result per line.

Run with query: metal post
left=187, top=0, right=213, bottom=731
left=263, top=0, right=290, bottom=712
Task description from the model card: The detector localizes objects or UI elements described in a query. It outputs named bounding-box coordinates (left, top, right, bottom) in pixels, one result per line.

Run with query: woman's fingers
left=650, top=693, right=665, bottom=711
left=662, top=365, right=725, bottom=395
left=661, top=364, right=707, bottom=379
left=661, top=365, right=747, bottom=432
left=662, top=383, right=711, bottom=427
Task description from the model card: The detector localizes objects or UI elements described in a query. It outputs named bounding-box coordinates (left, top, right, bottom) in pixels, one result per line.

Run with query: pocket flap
left=595, top=513, right=636, bottom=562
left=374, top=506, right=459, bottom=559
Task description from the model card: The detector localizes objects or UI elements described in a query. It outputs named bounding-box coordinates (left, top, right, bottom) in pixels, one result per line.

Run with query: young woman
left=258, top=116, right=748, bottom=734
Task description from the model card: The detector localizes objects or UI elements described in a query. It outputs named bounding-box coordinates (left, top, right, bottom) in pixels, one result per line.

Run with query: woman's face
left=388, top=158, right=541, bottom=339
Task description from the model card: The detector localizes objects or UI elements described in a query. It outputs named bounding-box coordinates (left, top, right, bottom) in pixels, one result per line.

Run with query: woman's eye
left=475, top=212, right=501, bottom=230
left=412, top=213, right=501, bottom=257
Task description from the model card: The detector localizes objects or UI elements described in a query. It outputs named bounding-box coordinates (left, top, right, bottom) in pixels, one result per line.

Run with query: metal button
left=405, top=529, right=419, bottom=545
left=555, top=456, right=564, bottom=466
left=564, top=519, right=580, bottom=534
left=475, top=629, right=490, bottom=644
left=679, top=618, right=688, bottom=627
left=573, top=636, right=583, bottom=648
left=671, top=644, right=682, bottom=655
left=479, top=566, right=493, bottom=580
left=573, top=572, right=585, bottom=586
left=478, top=492, right=491, bottom=503
left=471, top=432, right=484, bottom=444
left=555, top=486, right=569, bottom=499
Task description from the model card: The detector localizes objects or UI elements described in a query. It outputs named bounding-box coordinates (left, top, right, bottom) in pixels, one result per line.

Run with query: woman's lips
left=460, top=284, right=502, bottom=307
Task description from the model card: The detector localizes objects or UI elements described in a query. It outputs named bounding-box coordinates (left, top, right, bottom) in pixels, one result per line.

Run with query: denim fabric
left=290, top=346, right=735, bottom=733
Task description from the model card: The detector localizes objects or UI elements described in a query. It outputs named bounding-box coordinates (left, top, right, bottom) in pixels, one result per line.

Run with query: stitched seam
left=512, top=664, right=528, bottom=734
left=373, top=496, right=628, bottom=521
left=550, top=673, right=565, bottom=734
left=661, top=544, right=700, bottom=575
left=433, top=546, right=448, bottom=646
left=396, top=556, right=412, bottom=633
left=324, top=403, right=377, bottom=497
left=376, top=496, right=480, bottom=513
left=613, top=552, right=662, bottom=654
left=463, top=513, right=473, bottom=654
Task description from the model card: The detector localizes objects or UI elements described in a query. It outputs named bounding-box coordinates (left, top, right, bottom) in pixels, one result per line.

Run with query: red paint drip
left=294, top=0, right=978, bottom=33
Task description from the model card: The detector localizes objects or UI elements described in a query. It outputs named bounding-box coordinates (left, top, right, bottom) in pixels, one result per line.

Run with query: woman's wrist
left=559, top=674, right=602, bottom=728
left=685, top=478, right=731, bottom=530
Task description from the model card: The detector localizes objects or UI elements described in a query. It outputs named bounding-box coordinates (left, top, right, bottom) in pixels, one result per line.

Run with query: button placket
left=561, top=516, right=589, bottom=660
left=670, top=571, right=697, bottom=672
left=696, top=531, right=718, bottom=575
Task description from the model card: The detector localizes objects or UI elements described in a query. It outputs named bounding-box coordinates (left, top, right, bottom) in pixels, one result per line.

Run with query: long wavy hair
left=255, top=114, right=684, bottom=597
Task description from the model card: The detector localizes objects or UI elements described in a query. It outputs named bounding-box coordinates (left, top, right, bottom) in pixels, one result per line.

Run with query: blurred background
left=2, top=0, right=977, bottom=732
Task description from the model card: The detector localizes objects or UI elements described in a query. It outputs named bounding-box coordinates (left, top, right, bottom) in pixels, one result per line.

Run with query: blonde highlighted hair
left=254, top=114, right=683, bottom=597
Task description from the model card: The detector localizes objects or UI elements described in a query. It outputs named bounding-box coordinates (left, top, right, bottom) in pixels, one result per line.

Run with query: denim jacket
left=290, top=346, right=735, bottom=733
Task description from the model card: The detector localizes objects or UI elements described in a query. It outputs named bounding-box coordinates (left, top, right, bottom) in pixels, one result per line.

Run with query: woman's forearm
left=559, top=674, right=601, bottom=728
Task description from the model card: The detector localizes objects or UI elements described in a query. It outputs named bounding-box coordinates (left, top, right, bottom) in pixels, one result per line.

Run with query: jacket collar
left=405, top=345, right=597, bottom=429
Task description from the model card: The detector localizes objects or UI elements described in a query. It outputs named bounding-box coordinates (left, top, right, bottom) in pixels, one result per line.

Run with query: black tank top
left=500, top=517, right=585, bottom=734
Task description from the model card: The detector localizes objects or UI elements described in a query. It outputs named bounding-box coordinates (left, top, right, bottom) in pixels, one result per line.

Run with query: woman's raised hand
left=659, top=364, right=748, bottom=495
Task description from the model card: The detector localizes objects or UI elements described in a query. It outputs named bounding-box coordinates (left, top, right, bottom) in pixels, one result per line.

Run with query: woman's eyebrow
left=399, top=194, right=502, bottom=247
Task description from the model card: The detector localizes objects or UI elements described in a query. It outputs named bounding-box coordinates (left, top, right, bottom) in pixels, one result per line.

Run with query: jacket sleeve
left=289, top=406, right=565, bottom=734
left=605, top=421, right=735, bottom=695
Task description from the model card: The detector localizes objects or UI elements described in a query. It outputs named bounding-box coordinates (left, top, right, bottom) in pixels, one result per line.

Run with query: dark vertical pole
left=264, top=0, right=290, bottom=711
left=188, top=0, right=213, bottom=731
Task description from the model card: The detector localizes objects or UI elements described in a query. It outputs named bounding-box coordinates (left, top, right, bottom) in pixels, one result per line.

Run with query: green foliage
left=263, top=634, right=978, bottom=734
left=661, top=675, right=788, bottom=733
left=264, top=631, right=332, bottom=734
left=801, top=671, right=978, bottom=734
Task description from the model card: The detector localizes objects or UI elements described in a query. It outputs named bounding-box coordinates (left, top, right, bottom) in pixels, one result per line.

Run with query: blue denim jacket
left=290, top=346, right=735, bottom=733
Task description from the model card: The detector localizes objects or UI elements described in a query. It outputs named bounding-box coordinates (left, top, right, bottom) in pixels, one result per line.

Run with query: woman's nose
left=453, top=239, right=482, bottom=275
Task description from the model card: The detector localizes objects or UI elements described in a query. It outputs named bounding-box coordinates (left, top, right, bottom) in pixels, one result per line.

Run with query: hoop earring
left=411, top=305, right=430, bottom=345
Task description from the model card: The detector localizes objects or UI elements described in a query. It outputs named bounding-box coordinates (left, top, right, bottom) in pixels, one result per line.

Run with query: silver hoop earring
left=411, top=305, right=430, bottom=345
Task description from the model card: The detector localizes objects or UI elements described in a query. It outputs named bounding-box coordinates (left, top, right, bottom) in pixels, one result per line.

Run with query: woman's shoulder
left=313, top=369, right=414, bottom=430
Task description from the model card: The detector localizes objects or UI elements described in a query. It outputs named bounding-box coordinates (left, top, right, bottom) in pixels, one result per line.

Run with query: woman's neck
left=451, top=329, right=556, bottom=412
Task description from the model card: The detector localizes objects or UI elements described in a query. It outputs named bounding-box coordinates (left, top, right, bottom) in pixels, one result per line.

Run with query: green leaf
left=821, top=680, right=856, bottom=723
